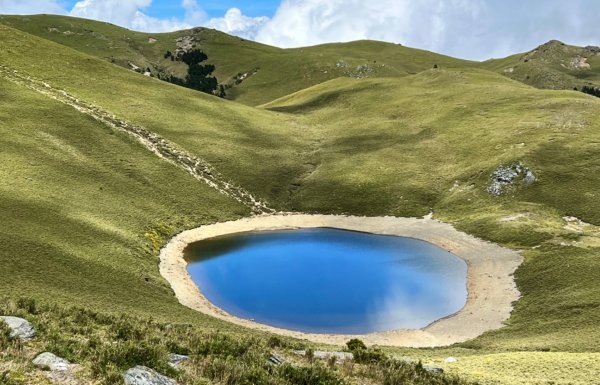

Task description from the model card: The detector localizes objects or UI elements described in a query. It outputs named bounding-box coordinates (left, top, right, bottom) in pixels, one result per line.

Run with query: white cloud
left=2, top=0, right=600, bottom=60
left=255, top=0, right=482, bottom=51
left=182, top=0, right=207, bottom=26
left=255, top=0, right=600, bottom=60
left=207, top=8, right=269, bottom=40
left=0, top=0, right=65, bottom=15
left=70, top=0, right=191, bottom=32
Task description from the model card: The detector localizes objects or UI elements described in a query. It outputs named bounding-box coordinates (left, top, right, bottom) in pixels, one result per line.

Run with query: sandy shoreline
left=159, top=214, right=523, bottom=347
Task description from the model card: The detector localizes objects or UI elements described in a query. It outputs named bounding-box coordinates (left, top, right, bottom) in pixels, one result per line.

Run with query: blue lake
left=185, top=228, right=467, bottom=334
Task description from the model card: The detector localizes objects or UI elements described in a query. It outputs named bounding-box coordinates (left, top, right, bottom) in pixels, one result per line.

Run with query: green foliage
left=346, top=338, right=367, bottom=351
left=279, top=364, right=346, bottom=385
left=0, top=299, right=479, bottom=385
left=581, top=85, right=600, bottom=98
left=160, top=48, right=218, bottom=95
left=0, top=320, right=12, bottom=350
left=0, top=15, right=599, bottom=385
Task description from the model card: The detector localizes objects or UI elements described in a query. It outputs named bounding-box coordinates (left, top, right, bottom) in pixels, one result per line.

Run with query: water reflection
left=185, top=228, right=467, bottom=334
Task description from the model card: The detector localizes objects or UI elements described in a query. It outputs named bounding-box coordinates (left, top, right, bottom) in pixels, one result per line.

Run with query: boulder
left=267, top=354, right=285, bottom=365
left=487, top=162, right=536, bottom=196
left=123, top=366, right=178, bottom=385
left=423, top=364, right=444, bottom=374
left=167, top=353, right=189, bottom=368
left=444, top=356, right=458, bottom=363
left=32, top=352, right=70, bottom=371
left=293, top=350, right=353, bottom=361
left=0, top=316, right=35, bottom=340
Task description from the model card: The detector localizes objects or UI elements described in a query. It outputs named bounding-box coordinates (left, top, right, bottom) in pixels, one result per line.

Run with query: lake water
left=185, top=228, right=467, bottom=334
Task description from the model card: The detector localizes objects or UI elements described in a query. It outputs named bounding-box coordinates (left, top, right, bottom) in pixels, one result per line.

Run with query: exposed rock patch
left=167, top=353, right=189, bottom=368
left=570, top=56, right=590, bottom=70
left=123, top=366, right=178, bottom=385
left=175, top=36, right=198, bottom=57
left=293, top=350, right=354, bottom=361
left=487, top=162, right=536, bottom=196
left=423, top=364, right=444, bottom=374
left=267, top=354, right=285, bottom=365
left=0, top=316, right=35, bottom=340
left=32, top=352, right=70, bottom=371
left=32, top=352, right=81, bottom=385
left=585, top=45, right=600, bottom=55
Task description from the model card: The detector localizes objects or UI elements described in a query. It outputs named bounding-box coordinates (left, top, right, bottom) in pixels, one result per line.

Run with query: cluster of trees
left=159, top=49, right=219, bottom=95
left=581, top=85, right=600, bottom=98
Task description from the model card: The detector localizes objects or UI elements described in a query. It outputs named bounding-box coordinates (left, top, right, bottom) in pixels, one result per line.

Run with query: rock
left=570, top=56, right=591, bottom=70
left=167, top=353, right=189, bottom=368
left=175, top=36, right=198, bottom=57
left=585, top=45, right=600, bottom=54
left=444, top=356, right=458, bottom=363
left=524, top=170, right=537, bottom=185
left=123, top=366, right=178, bottom=385
left=315, top=351, right=354, bottom=361
left=293, top=350, right=353, bottom=361
left=398, top=357, right=417, bottom=364
left=32, top=352, right=70, bottom=371
left=423, top=364, right=444, bottom=374
left=487, top=162, right=536, bottom=196
left=0, top=316, right=35, bottom=340
left=267, top=354, right=285, bottom=365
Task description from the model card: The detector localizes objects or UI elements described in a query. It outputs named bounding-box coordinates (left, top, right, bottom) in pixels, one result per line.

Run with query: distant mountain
left=482, top=40, right=600, bottom=91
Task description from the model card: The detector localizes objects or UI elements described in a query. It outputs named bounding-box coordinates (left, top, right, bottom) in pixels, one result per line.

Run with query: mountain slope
left=1, top=16, right=600, bottom=385
left=482, top=40, right=600, bottom=90
left=262, top=70, right=600, bottom=351
left=0, top=74, right=249, bottom=321
left=0, top=14, right=475, bottom=105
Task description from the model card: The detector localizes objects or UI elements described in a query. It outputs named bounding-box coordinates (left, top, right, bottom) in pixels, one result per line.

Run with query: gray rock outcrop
left=0, top=316, right=35, bottom=340
left=123, top=366, right=178, bottom=385
left=293, top=350, right=354, bottom=361
left=487, top=162, right=536, bottom=196
left=32, top=352, right=70, bottom=371
left=167, top=353, right=189, bottom=368
left=423, top=364, right=444, bottom=374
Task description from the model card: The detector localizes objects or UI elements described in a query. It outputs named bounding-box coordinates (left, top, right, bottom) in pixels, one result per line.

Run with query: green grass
left=481, top=40, right=600, bottom=91
left=0, top=298, right=476, bottom=385
left=0, top=14, right=476, bottom=106
left=0, top=16, right=599, bottom=385
left=0, top=75, right=249, bottom=321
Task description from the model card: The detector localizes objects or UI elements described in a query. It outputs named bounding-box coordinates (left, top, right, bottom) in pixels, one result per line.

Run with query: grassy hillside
left=0, top=14, right=475, bottom=105
left=0, top=16, right=599, bottom=385
left=0, top=72, right=258, bottom=342
left=262, top=70, right=600, bottom=352
left=482, top=40, right=600, bottom=91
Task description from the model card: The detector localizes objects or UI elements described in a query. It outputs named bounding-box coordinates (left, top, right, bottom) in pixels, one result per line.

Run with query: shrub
left=346, top=338, right=367, bottom=351
left=581, top=85, right=600, bottom=98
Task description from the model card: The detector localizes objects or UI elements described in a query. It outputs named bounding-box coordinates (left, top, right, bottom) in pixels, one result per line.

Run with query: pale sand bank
left=159, top=214, right=522, bottom=347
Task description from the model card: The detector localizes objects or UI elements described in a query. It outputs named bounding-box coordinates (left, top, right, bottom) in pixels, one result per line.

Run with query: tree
left=161, top=49, right=219, bottom=96
left=581, top=85, right=600, bottom=98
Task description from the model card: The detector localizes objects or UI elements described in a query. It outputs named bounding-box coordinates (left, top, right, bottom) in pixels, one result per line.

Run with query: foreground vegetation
left=0, top=14, right=599, bottom=385
left=1, top=299, right=474, bottom=385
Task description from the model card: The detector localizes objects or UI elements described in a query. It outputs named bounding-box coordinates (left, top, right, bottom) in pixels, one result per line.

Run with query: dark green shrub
left=346, top=338, right=367, bottom=351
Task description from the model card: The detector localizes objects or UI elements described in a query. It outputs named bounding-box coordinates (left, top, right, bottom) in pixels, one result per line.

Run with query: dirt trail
left=0, top=65, right=273, bottom=214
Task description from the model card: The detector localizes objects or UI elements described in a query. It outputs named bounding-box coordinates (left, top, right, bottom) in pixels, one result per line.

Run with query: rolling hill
left=0, top=14, right=599, bottom=385
left=0, top=14, right=476, bottom=105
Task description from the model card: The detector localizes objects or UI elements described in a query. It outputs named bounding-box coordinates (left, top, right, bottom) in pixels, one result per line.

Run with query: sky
left=0, top=0, right=599, bottom=61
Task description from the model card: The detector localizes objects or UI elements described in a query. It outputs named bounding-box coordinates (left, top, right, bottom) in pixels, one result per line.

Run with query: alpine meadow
left=0, top=11, right=599, bottom=385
